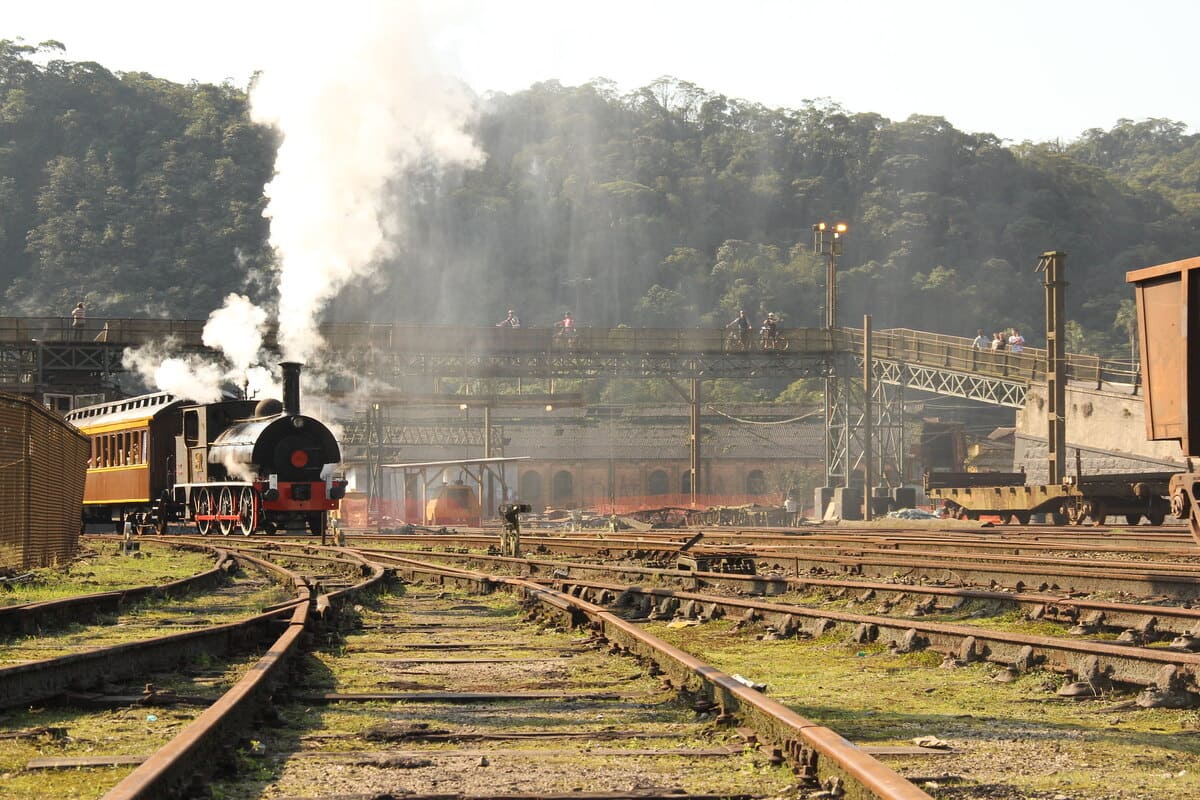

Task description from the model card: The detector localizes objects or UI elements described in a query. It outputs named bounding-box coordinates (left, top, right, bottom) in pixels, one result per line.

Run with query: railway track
left=1, top=541, right=935, bottom=799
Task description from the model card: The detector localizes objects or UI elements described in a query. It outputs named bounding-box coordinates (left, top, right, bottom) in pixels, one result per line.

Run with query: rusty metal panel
left=0, top=393, right=90, bottom=570
left=1128, top=256, right=1200, bottom=453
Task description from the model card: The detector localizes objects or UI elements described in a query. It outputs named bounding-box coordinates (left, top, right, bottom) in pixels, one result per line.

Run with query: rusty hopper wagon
left=924, top=470, right=1173, bottom=526
left=1128, top=256, right=1200, bottom=545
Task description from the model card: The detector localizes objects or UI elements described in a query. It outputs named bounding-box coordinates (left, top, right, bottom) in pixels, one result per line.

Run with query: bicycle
left=724, top=329, right=752, bottom=352
left=759, top=331, right=789, bottom=351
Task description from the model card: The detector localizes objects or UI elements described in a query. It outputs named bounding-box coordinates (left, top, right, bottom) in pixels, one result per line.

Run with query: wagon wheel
left=236, top=486, right=259, bottom=536
left=1050, top=511, right=1068, bottom=526
left=1147, top=509, right=1166, bottom=527
left=217, top=486, right=235, bottom=536
left=775, top=334, right=789, bottom=351
left=1015, top=512, right=1032, bottom=525
left=1124, top=514, right=1142, bottom=526
left=193, top=489, right=212, bottom=535
left=1089, top=501, right=1107, bottom=527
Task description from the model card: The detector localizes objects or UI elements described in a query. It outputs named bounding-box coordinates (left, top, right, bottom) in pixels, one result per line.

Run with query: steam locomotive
left=67, top=362, right=346, bottom=535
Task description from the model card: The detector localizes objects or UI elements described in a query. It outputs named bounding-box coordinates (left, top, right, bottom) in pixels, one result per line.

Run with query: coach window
left=101, top=436, right=110, bottom=467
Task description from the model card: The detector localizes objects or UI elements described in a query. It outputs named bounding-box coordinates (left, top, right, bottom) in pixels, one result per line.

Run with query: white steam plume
left=122, top=346, right=226, bottom=403
left=250, top=3, right=482, bottom=362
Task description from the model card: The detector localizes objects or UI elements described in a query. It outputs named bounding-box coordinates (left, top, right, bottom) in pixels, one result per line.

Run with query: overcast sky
left=5, top=0, right=1197, bottom=144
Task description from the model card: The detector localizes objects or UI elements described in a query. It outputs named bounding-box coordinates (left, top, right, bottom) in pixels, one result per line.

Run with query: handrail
left=0, top=316, right=1139, bottom=387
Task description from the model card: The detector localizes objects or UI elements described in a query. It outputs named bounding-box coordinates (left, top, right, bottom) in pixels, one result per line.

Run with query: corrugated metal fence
left=0, top=393, right=89, bottom=570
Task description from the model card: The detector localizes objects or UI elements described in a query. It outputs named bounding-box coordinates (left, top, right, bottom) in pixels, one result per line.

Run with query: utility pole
left=1037, top=251, right=1068, bottom=484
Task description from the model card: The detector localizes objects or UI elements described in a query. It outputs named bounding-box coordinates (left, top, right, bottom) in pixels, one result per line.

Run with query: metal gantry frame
left=824, top=354, right=908, bottom=491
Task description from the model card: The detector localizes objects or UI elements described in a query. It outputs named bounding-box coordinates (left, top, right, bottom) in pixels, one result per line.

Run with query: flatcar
left=924, top=470, right=1173, bottom=526
left=1128, top=256, right=1200, bottom=545
left=424, top=480, right=481, bottom=527
left=66, top=362, right=346, bottom=535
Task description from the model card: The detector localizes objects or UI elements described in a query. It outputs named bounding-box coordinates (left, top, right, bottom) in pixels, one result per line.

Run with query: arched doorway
left=680, top=471, right=691, bottom=494
left=552, top=470, right=574, bottom=506
left=747, top=469, right=766, bottom=495
left=648, top=469, right=670, bottom=495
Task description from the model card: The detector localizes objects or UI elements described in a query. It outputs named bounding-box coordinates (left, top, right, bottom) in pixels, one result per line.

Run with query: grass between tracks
left=0, top=651, right=266, bottom=799
left=648, top=617, right=1200, bottom=800
left=209, top=587, right=798, bottom=799
left=0, top=542, right=215, bottom=606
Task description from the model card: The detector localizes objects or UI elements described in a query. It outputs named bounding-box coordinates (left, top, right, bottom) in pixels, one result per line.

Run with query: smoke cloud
left=126, top=4, right=482, bottom=408
left=250, top=2, right=483, bottom=362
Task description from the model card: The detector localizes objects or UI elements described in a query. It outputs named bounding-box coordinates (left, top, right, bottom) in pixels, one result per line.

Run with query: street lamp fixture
left=812, top=221, right=849, bottom=328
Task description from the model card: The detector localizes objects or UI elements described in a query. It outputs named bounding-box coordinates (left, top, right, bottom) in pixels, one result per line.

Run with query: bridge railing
left=846, top=328, right=1138, bottom=390
left=0, top=316, right=1143, bottom=388
left=0, top=316, right=207, bottom=345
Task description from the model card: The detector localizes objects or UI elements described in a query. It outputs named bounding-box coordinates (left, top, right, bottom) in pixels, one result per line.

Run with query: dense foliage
left=0, top=41, right=276, bottom=316
left=3, top=43, right=1198, bottom=363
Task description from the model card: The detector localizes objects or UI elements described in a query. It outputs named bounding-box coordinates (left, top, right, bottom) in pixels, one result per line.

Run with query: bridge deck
left=0, top=317, right=1137, bottom=407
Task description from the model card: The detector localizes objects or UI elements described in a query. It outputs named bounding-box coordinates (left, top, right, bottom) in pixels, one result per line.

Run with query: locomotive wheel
left=217, top=487, right=235, bottom=536
left=193, top=490, right=212, bottom=535
left=236, top=487, right=259, bottom=536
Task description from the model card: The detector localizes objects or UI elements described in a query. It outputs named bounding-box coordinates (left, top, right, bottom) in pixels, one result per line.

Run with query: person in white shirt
left=1008, top=329, right=1025, bottom=353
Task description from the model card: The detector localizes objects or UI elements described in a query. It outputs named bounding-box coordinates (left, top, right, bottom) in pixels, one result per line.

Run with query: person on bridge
left=496, top=309, right=521, bottom=328
left=761, top=312, right=779, bottom=347
left=727, top=310, right=752, bottom=349
left=70, top=302, right=85, bottom=341
left=972, top=329, right=989, bottom=350
left=1008, top=328, right=1025, bottom=353
left=555, top=312, right=577, bottom=346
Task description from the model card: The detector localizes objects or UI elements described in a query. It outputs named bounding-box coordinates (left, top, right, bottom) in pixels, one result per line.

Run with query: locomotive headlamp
left=292, top=417, right=305, bottom=429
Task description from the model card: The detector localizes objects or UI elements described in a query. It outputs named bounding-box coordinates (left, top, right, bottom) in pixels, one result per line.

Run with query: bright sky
left=5, top=0, right=1198, bottom=144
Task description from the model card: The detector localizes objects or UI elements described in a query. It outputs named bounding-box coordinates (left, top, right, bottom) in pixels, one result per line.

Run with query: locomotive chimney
left=281, top=362, right=302, bottom=416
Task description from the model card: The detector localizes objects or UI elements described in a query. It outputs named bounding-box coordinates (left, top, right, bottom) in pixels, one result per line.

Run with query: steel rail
left=377, top=554, right=932, bottom=800
left=550, top=576, right=1200, bottom=698
left=0, top=546, right=234, bottom=636
left=0, top=551, right=309, bottom=710
left=99, top=547, right=388, bottom=799
left=356, top=546, right=1200, bottom=639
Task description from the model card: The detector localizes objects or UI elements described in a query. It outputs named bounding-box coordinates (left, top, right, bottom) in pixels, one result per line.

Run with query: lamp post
left=812, top=221, right=848, bottom=329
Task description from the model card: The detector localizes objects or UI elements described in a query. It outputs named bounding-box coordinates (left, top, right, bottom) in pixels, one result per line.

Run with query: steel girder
left=875, top=358, right=1027, bottom=408
left=825, top=356, right=907, bottom=488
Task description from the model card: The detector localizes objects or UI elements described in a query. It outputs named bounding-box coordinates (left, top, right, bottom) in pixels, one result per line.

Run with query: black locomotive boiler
left=69, top=362, right=346, bottom=535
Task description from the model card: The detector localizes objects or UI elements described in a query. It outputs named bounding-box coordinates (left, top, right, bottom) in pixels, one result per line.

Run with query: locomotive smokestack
left=281, top=362, right=302, bottom=416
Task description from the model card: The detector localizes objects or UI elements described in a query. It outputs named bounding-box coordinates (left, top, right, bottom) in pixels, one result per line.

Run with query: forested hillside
left=3, top=41, right=1198, bottom=360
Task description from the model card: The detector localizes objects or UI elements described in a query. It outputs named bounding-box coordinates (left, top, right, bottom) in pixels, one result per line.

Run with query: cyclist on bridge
left=761, top=313, right=780, bottom=348
left=726, top=310, right=752, bottom=349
